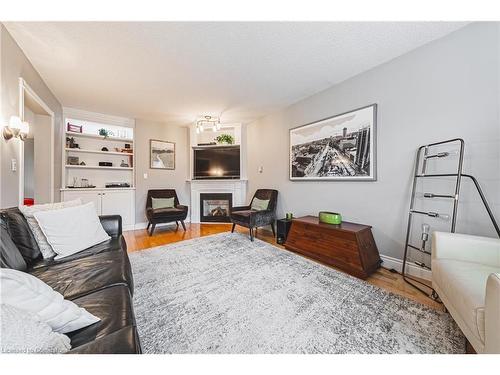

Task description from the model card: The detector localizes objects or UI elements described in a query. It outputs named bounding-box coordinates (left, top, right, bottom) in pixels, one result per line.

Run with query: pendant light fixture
left=196, top=115, right=221, bottom=134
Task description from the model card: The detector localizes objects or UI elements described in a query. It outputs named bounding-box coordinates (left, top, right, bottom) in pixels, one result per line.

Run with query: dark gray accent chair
left=146, top=189, right=188, bottom=236
left=229, top=189, right=278, bottom=241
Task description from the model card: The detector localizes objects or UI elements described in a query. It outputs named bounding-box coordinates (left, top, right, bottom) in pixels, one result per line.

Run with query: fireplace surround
left=188, top=179, right=247, bottom=224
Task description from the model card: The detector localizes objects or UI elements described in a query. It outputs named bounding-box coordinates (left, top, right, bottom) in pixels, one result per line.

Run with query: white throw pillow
left=0, top=304, right=71, bottom=354
left=19, top=199, right=83, bottom=259
left=0, top=268, right=100, bottom=333
left=33, top=202, right=111, bottom=259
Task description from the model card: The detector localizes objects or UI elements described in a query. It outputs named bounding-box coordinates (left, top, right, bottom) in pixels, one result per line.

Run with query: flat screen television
left=194, top=146, right=240, bottom=179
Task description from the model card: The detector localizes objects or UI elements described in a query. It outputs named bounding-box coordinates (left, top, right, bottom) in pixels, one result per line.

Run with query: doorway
left=19, top=78, right=55, bottom=205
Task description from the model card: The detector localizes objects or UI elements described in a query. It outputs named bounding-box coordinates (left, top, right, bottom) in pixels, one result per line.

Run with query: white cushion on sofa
left=0, top=303, right=71, bottom=353
left=0, top=268, right=100, bottom=333
left=33, top=202, right=111, bottom=259
left=432, top=259, right=500, bottom=343
left=19, top=199, right=82, bottom=259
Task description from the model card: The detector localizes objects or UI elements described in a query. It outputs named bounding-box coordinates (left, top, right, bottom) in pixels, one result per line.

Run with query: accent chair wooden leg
left=149, top=223, right=156, bottom=236
left=147, top=222, right=151, bottom=230
left=175, top=221, right=179, bottom=228
left=180, top=220, right=186, bottom=231
left=271, top=222, right=276, bottom=237
left=249, top=227, right=254, bottom=241
left=231, top=223, right=236, bottom=233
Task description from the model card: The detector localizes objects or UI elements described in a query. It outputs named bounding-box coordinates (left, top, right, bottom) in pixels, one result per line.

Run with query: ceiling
left=4, top=22, right=467, bottom=125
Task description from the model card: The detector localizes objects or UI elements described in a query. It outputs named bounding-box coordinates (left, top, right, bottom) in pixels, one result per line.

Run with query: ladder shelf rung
left=424, top=152, right=450, bottom=159
left=413, top=261, right=431, bottom=270
left=410, top=209, right=448, bottom=218
left=416, top=173, right=461, bottom=178
left=406, top=244, right=432, bottom=255
left=423, top=192, right=456, bottom=199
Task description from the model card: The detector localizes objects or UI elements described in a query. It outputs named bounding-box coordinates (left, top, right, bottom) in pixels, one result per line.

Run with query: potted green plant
left=98, top=128, right=113, bottom=138
left=215, top=134, right=234, bottom=145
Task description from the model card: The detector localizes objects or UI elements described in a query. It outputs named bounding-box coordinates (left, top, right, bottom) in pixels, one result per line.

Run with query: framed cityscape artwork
left=150, top=139, right=175, bottom=169
left=289, top=104, right=377, bottom=181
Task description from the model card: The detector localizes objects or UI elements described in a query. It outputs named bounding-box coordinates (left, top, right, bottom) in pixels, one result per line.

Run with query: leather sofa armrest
left=431, top=232, right=500, bottom=266
left=485, top=273, right=500, bottom=353
left=99, top=215, right=122, bottom=238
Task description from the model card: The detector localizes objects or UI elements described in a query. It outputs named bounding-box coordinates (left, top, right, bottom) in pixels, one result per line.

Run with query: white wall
left=247, top=22, right=500, bottom=260
left=0, top=24, right=63, bottom=208
left=134, top=119, right=190, bottom=224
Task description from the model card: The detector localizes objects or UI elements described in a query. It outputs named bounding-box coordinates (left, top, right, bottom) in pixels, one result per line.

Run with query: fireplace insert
left=200, top=193, right=232, bottom=222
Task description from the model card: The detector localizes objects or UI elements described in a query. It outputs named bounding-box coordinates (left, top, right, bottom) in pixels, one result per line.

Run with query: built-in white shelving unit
left=60, top=108, right=136, bottom=231
left=64, top=148, right=134, bottom=156
left=65, top=165, right=134, bottom=170
left=63, top=117, right=135, bottom=188
left=65, top=131, right=134, bottom=143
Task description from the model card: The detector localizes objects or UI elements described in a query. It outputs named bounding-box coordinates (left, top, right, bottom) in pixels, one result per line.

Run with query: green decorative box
left=319, top=211, right=342, bottom=225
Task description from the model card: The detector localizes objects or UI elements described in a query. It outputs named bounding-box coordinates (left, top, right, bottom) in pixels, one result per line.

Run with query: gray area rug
left=130, top=232, right=464, bottom=354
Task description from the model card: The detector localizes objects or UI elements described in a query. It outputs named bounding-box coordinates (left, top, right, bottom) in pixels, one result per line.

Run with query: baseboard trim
left=380, top=254, right=432, bottom=281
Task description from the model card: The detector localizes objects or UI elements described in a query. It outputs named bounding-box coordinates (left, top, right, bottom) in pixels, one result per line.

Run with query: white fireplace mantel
left=188, top=179, right=247, bottom=223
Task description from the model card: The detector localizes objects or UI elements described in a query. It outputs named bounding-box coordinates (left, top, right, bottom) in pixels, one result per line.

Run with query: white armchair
left=432, top=232, right=500, bottom=353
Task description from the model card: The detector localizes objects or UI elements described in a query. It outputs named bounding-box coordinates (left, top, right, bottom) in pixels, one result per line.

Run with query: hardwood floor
left=124, top=222, right=442, bottom=310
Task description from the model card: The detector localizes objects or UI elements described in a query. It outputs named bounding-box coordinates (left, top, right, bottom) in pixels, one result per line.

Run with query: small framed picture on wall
left=150, top=139, right=175, bottom=170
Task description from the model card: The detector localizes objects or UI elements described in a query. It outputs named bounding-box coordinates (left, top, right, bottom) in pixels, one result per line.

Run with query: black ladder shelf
left=401, top=138, right=500, bottom=299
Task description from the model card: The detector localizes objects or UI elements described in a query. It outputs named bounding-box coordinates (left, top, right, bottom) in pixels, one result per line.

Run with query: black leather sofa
left=0, top=207, right=141, bottom=354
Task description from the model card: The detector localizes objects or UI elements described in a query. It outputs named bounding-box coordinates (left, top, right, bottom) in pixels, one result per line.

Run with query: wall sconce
left=3, top=116, right=29, bottom=141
